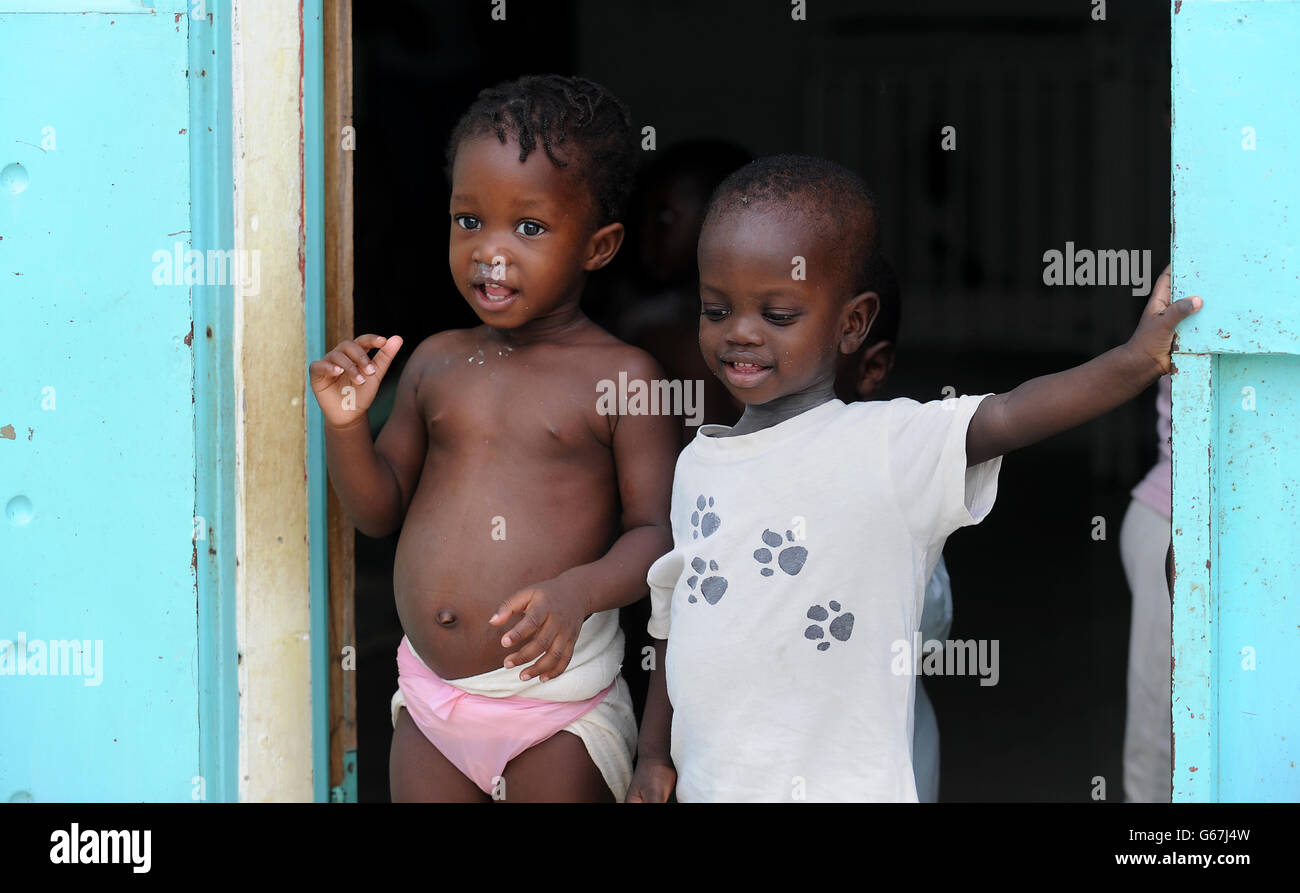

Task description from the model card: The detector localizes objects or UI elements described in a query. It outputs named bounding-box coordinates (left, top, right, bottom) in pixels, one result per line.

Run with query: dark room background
left=350, top=0, right=1170, bottom=802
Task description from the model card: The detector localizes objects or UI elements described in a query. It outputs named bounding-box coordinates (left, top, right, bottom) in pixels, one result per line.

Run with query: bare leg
left=500, top=731, right=613, bottom=803
left=389, top=707, right=490, bottom=803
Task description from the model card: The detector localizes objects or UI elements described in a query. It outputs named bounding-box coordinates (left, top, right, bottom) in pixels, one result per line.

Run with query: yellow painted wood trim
left=231, top=0, right=314, bottom=802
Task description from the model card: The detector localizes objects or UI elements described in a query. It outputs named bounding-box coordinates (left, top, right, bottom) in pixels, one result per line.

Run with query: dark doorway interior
left=351, top=0, right=1169, bottom=802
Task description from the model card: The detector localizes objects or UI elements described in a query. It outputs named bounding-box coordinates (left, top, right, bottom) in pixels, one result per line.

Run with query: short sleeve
left=647, top=548, right=684, bottom=640
left=885, top=393, right=1002, bottom=545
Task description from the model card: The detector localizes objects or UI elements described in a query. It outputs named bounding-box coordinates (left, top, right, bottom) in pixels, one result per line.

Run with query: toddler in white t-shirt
left=625, top=154, right=1202, bottom=803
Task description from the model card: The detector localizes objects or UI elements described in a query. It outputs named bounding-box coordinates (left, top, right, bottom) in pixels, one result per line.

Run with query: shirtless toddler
left=310, top=75, right=677, bottom=802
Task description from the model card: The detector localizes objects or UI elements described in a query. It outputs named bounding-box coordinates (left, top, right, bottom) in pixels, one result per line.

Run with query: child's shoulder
left=407, top=327, right=477, bottom=358
left=569, top=323, right=667, bottom=381
left=399, top=327, right=487, bottom=372
left=829, top=395, right=955, bottom=436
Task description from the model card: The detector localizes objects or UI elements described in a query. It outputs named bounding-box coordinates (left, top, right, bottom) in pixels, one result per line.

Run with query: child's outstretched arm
left=489, top=351, right=679, bottom=683
left=965, top=267, right=1202, bottom=466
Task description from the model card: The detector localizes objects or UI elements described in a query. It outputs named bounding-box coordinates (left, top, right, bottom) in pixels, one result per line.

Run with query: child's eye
left=764, top=313, right=798, bottom=325
left=701, top=307, right=729, bottom=321
left=515, top=221, right=545, bottom=237
left=454, top=215, right=480, bottom=231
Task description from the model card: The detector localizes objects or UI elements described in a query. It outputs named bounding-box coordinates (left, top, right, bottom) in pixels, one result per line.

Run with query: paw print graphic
left=690, top=495, right=720, bottom=540
left=805, top=601, right=854, bottom=651
left=686, top=557, right=728, bottom=605
left=754, top=528, right=808, bottom=577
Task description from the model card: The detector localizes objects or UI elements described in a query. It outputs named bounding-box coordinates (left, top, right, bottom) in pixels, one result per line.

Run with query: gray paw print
left=686, top=557, right=728, bottom=605
left=691, top=495, right=720, bottom=540
left=805, top=601, right=854, bottom=651
left=754, top=528, right=807, bottom=577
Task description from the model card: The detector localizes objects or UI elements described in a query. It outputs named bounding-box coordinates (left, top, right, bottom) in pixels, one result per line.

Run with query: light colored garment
left=1119, top=497, right=1172, bottom=802
left=914, top=556, right=953, bottom=802
left=390, top=610, right=637, bottom=800
left=647, top=396, right=1002, bottom=802
left=1130, top=374, right=1172, bottom=517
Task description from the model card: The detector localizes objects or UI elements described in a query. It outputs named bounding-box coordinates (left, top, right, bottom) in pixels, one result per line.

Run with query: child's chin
left=722, top=379, right=780, bottom=406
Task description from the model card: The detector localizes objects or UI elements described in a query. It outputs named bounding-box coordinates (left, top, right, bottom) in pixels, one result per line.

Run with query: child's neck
left=725, top=381, right=837, bottom=437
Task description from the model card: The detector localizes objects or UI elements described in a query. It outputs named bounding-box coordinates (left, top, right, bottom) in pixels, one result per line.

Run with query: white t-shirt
left=647, top=395, right=1002, bottom=802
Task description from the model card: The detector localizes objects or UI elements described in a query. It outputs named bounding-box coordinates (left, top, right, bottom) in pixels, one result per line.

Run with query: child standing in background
left=310, top=76, right=678, bottom=802
left=1120, top=373, right=1173, bottom=802
left=628, top=155, right=1200, bottom=802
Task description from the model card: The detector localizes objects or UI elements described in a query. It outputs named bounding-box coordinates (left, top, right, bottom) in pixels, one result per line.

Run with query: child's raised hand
left=489, top=580, right=589, bottom=682
left=308, top=334, right=403, bottom=428
left=1125, top=266, right=1202, bottom=376
left=625, top=758, right=676, bottom=803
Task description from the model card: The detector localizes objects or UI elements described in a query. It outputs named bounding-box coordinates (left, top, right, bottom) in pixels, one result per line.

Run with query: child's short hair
left=446, top=74, right=637, bottom=227
left=704, top=154, right=880, bottom=298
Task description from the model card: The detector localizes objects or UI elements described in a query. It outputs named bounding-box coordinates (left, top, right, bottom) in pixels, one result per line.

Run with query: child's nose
left=724, top=316, right=764, bottom=346
left=471, top=237, right=513, bottom=268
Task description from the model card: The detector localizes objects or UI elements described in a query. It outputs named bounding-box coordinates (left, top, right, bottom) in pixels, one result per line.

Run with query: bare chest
left=419, top=348, right=610, bottom=455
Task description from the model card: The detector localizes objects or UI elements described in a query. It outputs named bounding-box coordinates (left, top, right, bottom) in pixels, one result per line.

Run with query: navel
left=435, top=609, right=457, bottom=628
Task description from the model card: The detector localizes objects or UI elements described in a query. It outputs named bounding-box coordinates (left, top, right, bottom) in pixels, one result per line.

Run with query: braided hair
left=446, top=74, right=637, bottom=227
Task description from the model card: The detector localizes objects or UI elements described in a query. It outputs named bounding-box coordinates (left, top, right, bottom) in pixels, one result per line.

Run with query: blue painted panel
left=1172, top=0, right=1300, bottom=803
left=1170, top=353, right=1217, bottom=800
left=0, top=12, right=198, bottom=801
left=1172, top=0, right=1300, bottom=356
left=1214, top=354, right=1300, bottom=800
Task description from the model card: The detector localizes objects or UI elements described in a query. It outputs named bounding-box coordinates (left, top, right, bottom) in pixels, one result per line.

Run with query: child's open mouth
left=473, top=282, right=519, bottom=310
left=722, top=359, right=774, bottom=387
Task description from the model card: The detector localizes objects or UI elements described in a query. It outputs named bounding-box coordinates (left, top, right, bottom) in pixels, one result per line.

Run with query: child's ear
left=855, top=340, right=895, bottom=399
left=583, top=221, right=626, bottom=272
left=840, top=290, right=880, bottom=355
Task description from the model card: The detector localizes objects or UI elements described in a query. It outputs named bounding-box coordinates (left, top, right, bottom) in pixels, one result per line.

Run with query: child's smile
left=697, top=204, right=873, bottom=408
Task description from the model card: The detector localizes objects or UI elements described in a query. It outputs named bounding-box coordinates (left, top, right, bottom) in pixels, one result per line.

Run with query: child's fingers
left=363, top=334, right=403, bottom=382
left=499, top=606, right=545, bottom=650
left=504, top=630, right=557, bottom=675
left=1164, top=295, right=1203, bottom=323
left=489, top=589, right=534, bottom=628
left=323, top=346, right=364, bottom=385
left=335, top=341, right=376, bottom=384
left=1154, top=264, right=1171, bottom=297
left=308, top=359, right=344, bottom=388
left=525, top=638, right=574, bottom=682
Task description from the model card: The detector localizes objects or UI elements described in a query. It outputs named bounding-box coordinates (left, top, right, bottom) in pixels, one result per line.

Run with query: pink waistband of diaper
left=397, top=636, right=612, bottom=719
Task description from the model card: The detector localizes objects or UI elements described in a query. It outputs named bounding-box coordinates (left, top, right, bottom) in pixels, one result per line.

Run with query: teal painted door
left=1171, top=0, right=1300, bottom=801
left=0, top=2, right=217, bottom=802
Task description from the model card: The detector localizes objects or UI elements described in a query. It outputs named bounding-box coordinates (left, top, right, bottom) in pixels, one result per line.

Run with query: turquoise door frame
left=304, top=0, right=333, bottom=804
left=1171, top=0, right=1300, bottom=801
left=0, top=0, right=331, bottom=802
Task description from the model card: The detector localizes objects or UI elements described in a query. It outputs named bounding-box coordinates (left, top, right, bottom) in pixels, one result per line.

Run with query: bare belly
left=393, top=448, right=619, bottom=680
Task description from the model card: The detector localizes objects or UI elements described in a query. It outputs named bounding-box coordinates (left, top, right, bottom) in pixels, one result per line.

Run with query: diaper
left=391, top=610, right=637, bottom=800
